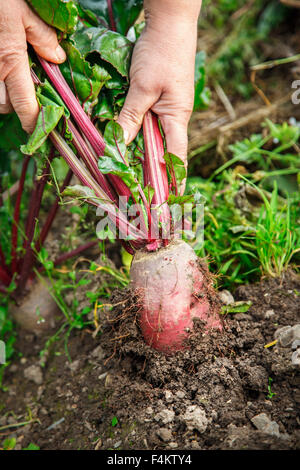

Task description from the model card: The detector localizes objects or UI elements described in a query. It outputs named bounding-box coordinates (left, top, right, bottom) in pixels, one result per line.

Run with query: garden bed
left=1, top=270, right=299, bottom=450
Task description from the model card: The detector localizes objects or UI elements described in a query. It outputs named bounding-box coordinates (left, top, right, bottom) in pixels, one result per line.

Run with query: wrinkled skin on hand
left=118, top=1, right=201, bottom=186
left=0, top=0, right=201, bottom=177
left=0, top=0, right=66, bottom=132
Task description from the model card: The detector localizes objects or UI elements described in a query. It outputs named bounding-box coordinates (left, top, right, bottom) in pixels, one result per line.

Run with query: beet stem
left=34, top=169, right=73, bottom=254
left=11, top=155, right=31, bottom=274
left=107, top=0, right=117, bottom=32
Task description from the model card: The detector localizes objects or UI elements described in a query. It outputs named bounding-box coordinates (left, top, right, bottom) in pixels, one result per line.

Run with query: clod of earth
left=9, top=278, right=58, bottom=335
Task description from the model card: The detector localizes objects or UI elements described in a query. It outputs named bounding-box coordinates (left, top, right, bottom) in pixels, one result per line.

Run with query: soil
left=0, top=270, right=299, bottom=450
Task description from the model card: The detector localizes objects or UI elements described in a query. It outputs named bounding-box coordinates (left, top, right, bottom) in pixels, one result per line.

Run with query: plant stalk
left=143, top=111, right=170, bottom=236
left=11, top=155, right=31, bottom=274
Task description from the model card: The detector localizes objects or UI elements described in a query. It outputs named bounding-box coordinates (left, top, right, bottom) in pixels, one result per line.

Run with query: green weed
left=188, top=119, right=300, bottom=288
left=201, top=0, right=291, bottom=98
left=111, top=416, right=118, bottom=427
left=0, top=302, right=16, bottom=390
left=249, top=179, right=300, bottom=277
left=266, top=377, right=276, bottom=399
left=1, top=438, right=40, bottom=450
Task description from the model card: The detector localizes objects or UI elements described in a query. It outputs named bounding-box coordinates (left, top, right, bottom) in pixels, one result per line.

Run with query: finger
left=118, top=85, right=157, bottom=144
left=159, top=118, right=188, bottom=195
left=0, top=101, right=14, bottom=113
left=159, top=117, right=188, bottom=166
left=5, top=53, right=39, bottom=133
left=0, top=81, right=13, bottom=113
left=23, top=3, right=66, bottom=63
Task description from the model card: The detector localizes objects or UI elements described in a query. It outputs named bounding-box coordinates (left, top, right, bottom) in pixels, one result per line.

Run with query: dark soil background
left=0, top=271, right=299, bottom=450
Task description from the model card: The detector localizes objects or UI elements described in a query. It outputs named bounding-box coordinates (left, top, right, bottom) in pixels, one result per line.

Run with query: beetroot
left=23, top=54, right=223, bottom=353
left=0, top=5, right=224, bottom=350
left=130, top=240, right=222, bottom=353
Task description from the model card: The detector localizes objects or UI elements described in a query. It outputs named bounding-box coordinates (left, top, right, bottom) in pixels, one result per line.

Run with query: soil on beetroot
left=0, top=270, right=299, bottom=450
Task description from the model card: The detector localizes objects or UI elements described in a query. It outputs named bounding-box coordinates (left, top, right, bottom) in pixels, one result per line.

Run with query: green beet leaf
left=101, top=121, right=140, bottom=203
left=98, top=155, right=142, bottom=210
left=63, top=184, right=101, bottom=204
left=194, top=51, right=211, bottom=111
left=93, top=93, right=115, bottom=120
left=163, top=153, right=187, bottom=194
left=69, top=25, right=133, bottom=78
left=27, top=0, right=79, bottom=33
left=0, top=114, right=27, bottom=152
left=36, top=79, right=70, bottom=119
left=21, top=105, right=64, bottom=155
left=78, top=0, right=143, bottom=35
left=60, top=38, right=111, bottom=108
left=103, top=121, right=127, bottom=164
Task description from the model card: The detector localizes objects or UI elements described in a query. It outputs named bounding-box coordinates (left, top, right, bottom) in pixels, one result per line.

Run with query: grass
left=1, top=438, right=40, bottom=450
left=266, top=377, right=276, bottom=399
left=199, top=0, right=292, bottom=98
left=35, top=249, right=129, bottom=364
left=0, top=152, right=130, bottom=373
left=0, top=301, right=16, bottom=390
left=253, top=180, right=300, bottom=277
left=208, top=119, right=300, bottom=181
left=187, top=118, right=300, bottom=288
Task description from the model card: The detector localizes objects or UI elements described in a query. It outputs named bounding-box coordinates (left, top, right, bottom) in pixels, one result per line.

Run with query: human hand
left=0, top=0, right=66, bottom=133
left=118, top=1, right=201, bottom=182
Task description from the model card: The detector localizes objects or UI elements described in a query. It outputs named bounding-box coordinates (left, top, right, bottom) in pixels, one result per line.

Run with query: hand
left=118, top=4, right=200, bottom=174
left=0, top=0, right=66, bottom=133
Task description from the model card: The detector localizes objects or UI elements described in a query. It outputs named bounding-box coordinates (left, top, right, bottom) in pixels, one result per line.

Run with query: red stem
left=38, top=58, right=133, bottom=200
left=52, top=240, right=98, bottom=267
left=143, top=111, right=170, bottom=230
left=107, top=0, right=117, bottom=32
left=34, top=169, right=73, bottom=254
left=38, top=58, right=106, bottom=158
left=68, top=120, right=115, bottom=201
left=0, top=266, right=11, bottom=286
left=49, top=130, right=147, bottom=242
left=17, top=155, right=54, bottom=291
left=23, top=164, right=37, bottom=251
left=0, top=244, right=11, bottom=277
left=11, top=155, right=31, bottom=274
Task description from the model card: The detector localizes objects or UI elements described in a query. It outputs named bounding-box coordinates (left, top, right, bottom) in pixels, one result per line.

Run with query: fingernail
left=123, top=130, right=130, bottom=145
left=0, top=81, right=6, bottom=105
left=55, top=46, right=66, bottom=62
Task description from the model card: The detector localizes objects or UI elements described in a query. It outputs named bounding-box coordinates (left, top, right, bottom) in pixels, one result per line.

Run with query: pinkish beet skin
left=130, top=240, right=222, bottom=353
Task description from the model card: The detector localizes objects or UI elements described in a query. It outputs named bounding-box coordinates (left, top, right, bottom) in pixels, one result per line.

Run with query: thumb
left=23, top=3, right=66, bottom=64
left=159, top=117, right=188, bottom=166
left=159, top=117, right=188, bottom=195
left=118, top=85, right=156, bottom=144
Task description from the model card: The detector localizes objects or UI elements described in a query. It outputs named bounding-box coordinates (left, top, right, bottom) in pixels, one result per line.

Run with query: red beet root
left=34, top=58, right=221, bottom=353
left=130, top=240, right=222, bottom=353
